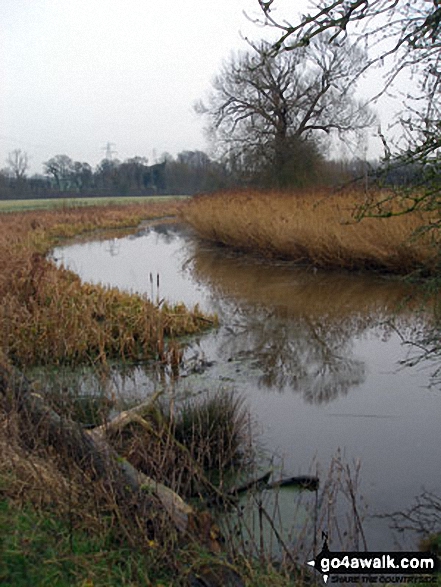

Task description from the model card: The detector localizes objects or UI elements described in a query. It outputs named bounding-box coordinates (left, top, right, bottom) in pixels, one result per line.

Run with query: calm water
left=53, top=223, right=441, bottom=552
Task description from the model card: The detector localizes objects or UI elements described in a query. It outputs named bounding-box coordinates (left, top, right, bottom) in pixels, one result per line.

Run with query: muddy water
left=53, top=223, right=441, bottom=551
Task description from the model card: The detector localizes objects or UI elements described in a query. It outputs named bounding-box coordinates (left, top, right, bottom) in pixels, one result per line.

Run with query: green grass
left=0, top=498, right=158, bottom=586
left=0, top=195, right=188, bottom=213
left=0, top=496, right=300, bottom=587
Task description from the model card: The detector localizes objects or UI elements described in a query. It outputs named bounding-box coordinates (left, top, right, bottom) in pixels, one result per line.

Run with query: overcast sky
left=1, top=0, right=406, bottom=175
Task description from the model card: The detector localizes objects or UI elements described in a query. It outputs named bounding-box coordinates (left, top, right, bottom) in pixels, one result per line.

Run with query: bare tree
left=254, top=1, right=441, bottom=386
left=196, top=37, right=375, bottom=186
left=119, top=156, right=149, bottom=192
left=7, top=149, right=29, bottom=180
left=255, top=1, right=440, bottom=58
left=254, top=1, right=441, bottom=202
left=43, top=155, right=74, bottom=190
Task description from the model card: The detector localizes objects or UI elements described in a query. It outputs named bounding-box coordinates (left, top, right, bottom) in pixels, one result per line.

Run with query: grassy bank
left=0, top=387, right=298, bottom=587
left=0, top=497, right=160, bottom=586
left=0, top=200, right=215, bottom=367
left=0, top=200, right=275, bottom=586
left=0, top=498, right=297, bottom=587
left=182, top=189, right=440, bottom=275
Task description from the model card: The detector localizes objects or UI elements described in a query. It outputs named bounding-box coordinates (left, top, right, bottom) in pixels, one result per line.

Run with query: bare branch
left=7, top=149, right=29, bottom=180
left=196, top=36, right=375, bottom=187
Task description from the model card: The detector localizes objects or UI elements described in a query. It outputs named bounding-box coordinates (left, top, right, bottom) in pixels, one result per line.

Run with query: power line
left=102, top=142, right=117, bottom=160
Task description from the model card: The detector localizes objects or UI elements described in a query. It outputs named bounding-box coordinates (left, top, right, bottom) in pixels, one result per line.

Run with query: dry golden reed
left=182, top=189, right=440, bottom=274
left=0, top=201, right=216, bottom=367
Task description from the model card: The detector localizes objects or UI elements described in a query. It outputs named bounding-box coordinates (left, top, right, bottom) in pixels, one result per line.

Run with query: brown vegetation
left=0, top=202, right=253, bottom=585
left=0, top=364, right=237, bottom=584
left=0, top=363, right=365, bottom=586
left=181, top=189, right=440, bottom=275
left=0, top=201, right=216, bottom=367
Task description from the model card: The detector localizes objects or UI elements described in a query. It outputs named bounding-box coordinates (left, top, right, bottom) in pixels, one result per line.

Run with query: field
left=0, top=195, right=187, bottom=213
left=182, top=188, right=440, bottom=275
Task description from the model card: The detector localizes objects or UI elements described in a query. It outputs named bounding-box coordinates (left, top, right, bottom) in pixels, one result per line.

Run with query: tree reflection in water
left=186, top=239, right=427, bottom=404
left=48, top=225, right=440, bottom=551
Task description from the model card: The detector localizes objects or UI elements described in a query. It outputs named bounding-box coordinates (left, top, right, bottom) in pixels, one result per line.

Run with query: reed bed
left=182, top=189, right=440, bottom=275
left=0, top=201, right=216, bottom=367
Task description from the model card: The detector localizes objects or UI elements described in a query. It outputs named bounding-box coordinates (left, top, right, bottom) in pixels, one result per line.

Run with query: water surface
left=53, top=223, right=441, bottom=551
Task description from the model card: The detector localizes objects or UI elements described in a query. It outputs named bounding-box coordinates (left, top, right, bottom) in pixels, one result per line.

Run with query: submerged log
left=267, top=475, right=319, bottom=491
left=227, top=470, right=272, bottom=496
left=226, top=472, right=319, bottom=496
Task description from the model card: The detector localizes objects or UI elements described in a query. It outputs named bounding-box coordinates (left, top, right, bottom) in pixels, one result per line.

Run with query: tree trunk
left=0, top=364, right=201, bottom=536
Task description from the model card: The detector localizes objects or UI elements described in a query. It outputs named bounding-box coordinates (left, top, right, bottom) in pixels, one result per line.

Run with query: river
left=52, top=222, right=441, bottom=555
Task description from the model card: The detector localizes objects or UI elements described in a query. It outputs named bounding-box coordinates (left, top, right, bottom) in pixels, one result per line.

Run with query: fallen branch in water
left=0, top=363, right=221, bottom=549
left=227, top=472, right=319, bottom=497
left=95, top=392, right=230, bottom=509
left=227, top=470, right=272, bottom=496
left=266, top=475, right=319, bottom=491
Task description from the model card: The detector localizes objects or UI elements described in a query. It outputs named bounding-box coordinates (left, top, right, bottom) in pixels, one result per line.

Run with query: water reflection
left=204, top=306, right=365, bottom=404
left=53, top=223, right=428, bottom=407
left=189, top=239, right=420, bottom=319
left=105, top=238, right=121, bottom=257
left=186, top=239, right=423, bottom=403
left=51, top=223, right=441, bottom=551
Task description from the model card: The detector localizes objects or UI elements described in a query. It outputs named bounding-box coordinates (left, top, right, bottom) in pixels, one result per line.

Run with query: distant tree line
left=1, top=146, right=429, bottom=201
left=0, top=149, right=233, bottom=200
left=0, top=19, right=431, bottom=201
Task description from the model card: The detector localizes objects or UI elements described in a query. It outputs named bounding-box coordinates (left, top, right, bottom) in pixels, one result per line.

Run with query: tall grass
left=0, top=201, right=216, bottom=367
left=171, top=389, right=251, bottom=474
left=0, top=394, right=300, bottom=586
left=182, top=189, right=440, bottom=275
left=104, top=389, right=253, bottom=502
left=0, top=386, right=367, bottom=586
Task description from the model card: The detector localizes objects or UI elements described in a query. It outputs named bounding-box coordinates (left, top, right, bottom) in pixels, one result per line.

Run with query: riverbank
left=181, top=189, right=440, bottom=276
left=0, top=201, right=302, bottom=586
left=0, top=201, right=216, bottom=367
left=1, top=362, right=297, bottom=587
left=0, top=425, right=296, bottom=587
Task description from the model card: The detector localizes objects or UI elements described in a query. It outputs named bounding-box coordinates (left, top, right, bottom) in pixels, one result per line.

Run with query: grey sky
left=1, top=0, right=406, bottom=175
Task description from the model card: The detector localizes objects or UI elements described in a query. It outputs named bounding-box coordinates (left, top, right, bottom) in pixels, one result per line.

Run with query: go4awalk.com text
left=307, top=538, right=439, bottom=584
